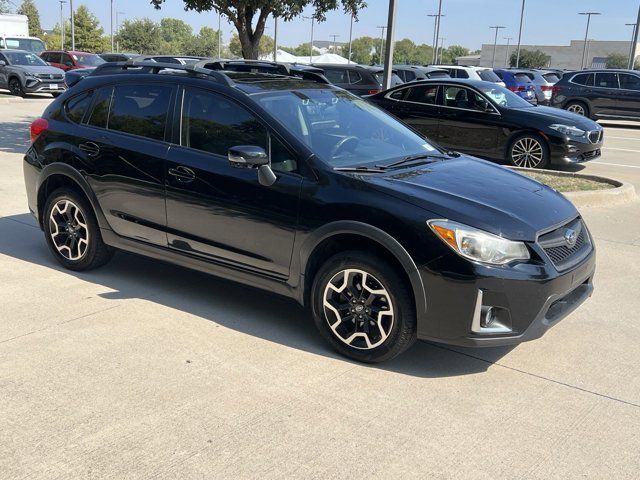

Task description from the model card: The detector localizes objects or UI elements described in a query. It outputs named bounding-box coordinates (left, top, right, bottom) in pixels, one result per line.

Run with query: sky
left=28, top=0, right=639, bottom=50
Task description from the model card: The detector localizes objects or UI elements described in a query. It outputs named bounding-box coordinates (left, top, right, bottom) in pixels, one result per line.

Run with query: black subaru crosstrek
left=23, top=60, right=595, bottom=363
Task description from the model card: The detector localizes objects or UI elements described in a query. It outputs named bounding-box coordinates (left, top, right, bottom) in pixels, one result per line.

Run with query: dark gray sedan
left=0, top=49, right=66, bottom=97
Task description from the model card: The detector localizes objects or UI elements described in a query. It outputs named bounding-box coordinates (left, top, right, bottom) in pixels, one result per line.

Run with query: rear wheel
left=311, top=251, right=416, bottom=363
left=43, top=188, right=113, bottom=271
left=8, top=78, right=24, bottom=97
left=565, top=101, right=589, bottom=117
left=507, top=134, right=549, bottom=169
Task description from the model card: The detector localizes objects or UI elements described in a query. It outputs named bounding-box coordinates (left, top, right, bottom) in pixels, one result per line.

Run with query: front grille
left=537, top=217, right=592, bottom=271
left=588, top=130, right=603, bottom=144
left=581, top=149, right=601, bottom=161
left=35, top=73, right=63, bottom=80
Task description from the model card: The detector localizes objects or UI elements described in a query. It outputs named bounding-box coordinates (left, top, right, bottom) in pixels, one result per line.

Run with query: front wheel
left=8, top=78, right=25, bottom=97
left=565, top=101, right=589, bottom=117
left=311, top=251, right=416, bottom=363
left=43, top=188, right=114, bottom=271
left=507, top=134, right=550, bottom=169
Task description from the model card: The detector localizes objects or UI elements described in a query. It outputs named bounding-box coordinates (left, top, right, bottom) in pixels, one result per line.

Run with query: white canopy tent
left=259, top=50, right=350, bottom=64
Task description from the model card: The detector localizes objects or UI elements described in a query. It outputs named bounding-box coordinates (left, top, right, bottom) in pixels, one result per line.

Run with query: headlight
left=24, top=72, right=37, bottom=78
left=428, top=220, right=530, bottom=265
left=549, top=124, right=585, bottom=137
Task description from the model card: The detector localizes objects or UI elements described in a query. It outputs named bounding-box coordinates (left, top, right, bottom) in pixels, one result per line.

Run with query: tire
left=311, top=251, right=416, bottom=363
left=507, top=133, right=550, bottom=169
left=564, top=101, right=589, bottom=118
left=8, top=77, right=25, bottom=97
left=43, top=188, right=113, bottom=271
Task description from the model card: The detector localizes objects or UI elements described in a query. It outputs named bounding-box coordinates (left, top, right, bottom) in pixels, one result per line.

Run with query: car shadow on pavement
left=0, top=212, right=513, bottom=378
left=0, top=120, right=33, bottom=154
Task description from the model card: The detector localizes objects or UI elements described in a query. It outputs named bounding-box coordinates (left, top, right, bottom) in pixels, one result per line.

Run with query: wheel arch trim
left=297, top=221, right=427, bottom=316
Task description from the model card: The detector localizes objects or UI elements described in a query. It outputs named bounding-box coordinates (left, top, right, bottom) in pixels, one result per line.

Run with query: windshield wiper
left=378, top=153, right=449, bottom=170
left=334, top=165, right=386, bottom=173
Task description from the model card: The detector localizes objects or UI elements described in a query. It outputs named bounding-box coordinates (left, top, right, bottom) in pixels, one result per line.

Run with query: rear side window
left=619, top=73, right=640, bottom=91
left=181, top=87, right=267, bottom=156
left=595, top=72, right=619, bottom=89
left=513, top=73, right=532, bottom=83
left=495, top=71, right=504, bottom=79
left=406, top=85, right=438, bottom=104
left=65, top=91, right=93, bottom=123
left=542, top=73, right=560, bottom=83
left=571, top=73, right=593, bottom=86
left=456, top=69, right=469, bottom=79
left=87, top=87, right=113, bottom=128
left=108, top=85, right=172, bottom=141
left=404, top=70, right=416, bottom=81
left=428, top=71, right=449, bottom=79
left=324, top=68, right=348, bottom=84
left=388, top=88, right=408, bottom=100
left=348, top=70, right=363, bottom=84
left=478, top=69, right=500, bottom=82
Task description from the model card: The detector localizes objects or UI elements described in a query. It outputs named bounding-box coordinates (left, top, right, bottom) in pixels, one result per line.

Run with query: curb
left=508, top=167, right=638, bottom=209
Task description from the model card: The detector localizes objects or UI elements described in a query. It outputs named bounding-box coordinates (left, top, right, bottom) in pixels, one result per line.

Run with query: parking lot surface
left=1, top=94, right=639, bottom=479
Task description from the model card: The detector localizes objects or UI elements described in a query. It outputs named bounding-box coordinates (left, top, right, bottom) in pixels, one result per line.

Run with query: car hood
left=19, top=65, right=65, bottom=75
left=359, top=157, right=577, bottom=241
left=512, top=105, right=599, bottom=130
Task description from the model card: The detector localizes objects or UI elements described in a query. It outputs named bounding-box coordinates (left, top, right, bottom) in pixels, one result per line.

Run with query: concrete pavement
left=0, top=95, right=639, bottom=479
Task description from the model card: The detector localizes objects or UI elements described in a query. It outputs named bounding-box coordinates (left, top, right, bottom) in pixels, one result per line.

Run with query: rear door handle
left=78, top=141, right=100, bottom=157
left=168, top=166, right=196, bottom=183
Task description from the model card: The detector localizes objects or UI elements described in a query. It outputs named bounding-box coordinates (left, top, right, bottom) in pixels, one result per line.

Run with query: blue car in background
left=494, top=69, right=537, bottom=104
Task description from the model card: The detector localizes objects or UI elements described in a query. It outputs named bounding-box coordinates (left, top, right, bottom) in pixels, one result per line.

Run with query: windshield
left=1, top=37, right=46, bottom=54
left=478, top=69, right=501, bottom=83
left=479, top=84, right=534, bottom=109
left=255, top=89, right=439, bottom=167
left=3, top=51, right=47, bottom=66
left=74, top=54, right=105, bottom=67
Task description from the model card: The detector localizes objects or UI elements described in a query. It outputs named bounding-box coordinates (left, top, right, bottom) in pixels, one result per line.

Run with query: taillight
left=507, top=86, right=526, bottom=92
left=551, top=85, right=561, bottom=94
left=368, top=89, right=381, bottom=95
left=30, top=118, right=48, bottom=143
left=540, top=85, right=553, bottom=91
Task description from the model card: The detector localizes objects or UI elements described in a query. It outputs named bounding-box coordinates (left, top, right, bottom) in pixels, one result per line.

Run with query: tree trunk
left=233, top=6, right=270, bottom=60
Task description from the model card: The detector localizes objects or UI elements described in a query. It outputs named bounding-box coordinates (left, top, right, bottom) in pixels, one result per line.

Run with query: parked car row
left=24, top=58, right=596, bottom=362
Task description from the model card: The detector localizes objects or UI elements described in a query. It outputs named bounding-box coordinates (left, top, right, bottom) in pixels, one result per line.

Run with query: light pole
left=273, top=16, right=278, bottom=61
left=69, top=0, right=75, bottom=51
left=302, top=15, right=314, bottom=63
left=348, top=13, right=354, bottom=64
left=58, top=1, right=66, bottom=50
left=434, top=0, right=443, bottom=65
left=377, top=25, right=387, bottom=64
left=504, top=36, right=512, bottom=67
left=428, top=13, right=445, bottom=64
left=382, top=0, right=397, bottom=90
left=110, top=0, right=114, bottom=52
left=218, top=11, right=222, bottom=58
left=579, top=12, right=600, bottom=70
left=329, top=34, right=340, bottom=55
left=489, top=26, right=505, bottom=68
left=515, top=0, right=525, bottom=67
left=437, top=37, right=446, bottom=64
left=630, top=3, right=640, bottom=69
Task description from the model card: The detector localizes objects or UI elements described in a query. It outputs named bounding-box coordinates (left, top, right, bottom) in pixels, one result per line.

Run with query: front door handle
left=168, top=166, right=196, bottom=183
left=78, top=141, right=100, bottom=157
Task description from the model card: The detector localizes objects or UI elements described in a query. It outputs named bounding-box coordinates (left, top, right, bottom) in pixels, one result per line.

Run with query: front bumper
left=23, top=78, right=66, bottom=94
left=415, top=239, right=596, bottom=347
left=549, top=138, right=603, bottom=165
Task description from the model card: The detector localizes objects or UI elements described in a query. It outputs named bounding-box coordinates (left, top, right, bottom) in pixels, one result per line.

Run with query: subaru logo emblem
left=564, top=228, right=577, bottom=248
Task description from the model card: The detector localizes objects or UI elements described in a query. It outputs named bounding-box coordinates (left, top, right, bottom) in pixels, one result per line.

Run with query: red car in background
left=40, top=50, right=105, bottom=71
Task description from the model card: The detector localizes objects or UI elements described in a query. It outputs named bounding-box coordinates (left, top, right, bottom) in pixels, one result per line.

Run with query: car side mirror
left=228, top=145, right=276, bottom=187
left=0, top=60, right=6, bottom=66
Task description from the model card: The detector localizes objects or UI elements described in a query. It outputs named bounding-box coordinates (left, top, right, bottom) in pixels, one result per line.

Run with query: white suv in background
left=434, top=65, right=506, bottom=87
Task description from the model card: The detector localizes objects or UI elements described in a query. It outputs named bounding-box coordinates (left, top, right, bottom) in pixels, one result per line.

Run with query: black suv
left=551, top=69, right=640, bottom=120
left=315, top=64, right=402, bottom=96
left=24, top=60, right=595, bottom=363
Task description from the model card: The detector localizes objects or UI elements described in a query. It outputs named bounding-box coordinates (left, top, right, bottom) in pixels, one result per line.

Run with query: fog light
left=471, top=290, right=513, bottom=334
left=480, top=306, right=495, bottom=328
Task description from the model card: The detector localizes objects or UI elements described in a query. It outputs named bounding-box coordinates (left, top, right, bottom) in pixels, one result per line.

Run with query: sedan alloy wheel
left=510, top=137, right=545, bottom=169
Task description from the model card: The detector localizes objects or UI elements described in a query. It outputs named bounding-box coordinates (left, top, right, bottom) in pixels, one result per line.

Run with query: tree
left=606, top=53, right=628, bottom=69
left=17, top=0, right=42, bottom=38
left=185, top=26, right=221, bottom=57
left=44, top=22, right=71, bottom=51
left=160, top=18, right=193, bottom=54
left=349, top=36, right=376, bottom=64
left=510, top=49, right=550, bottom=68
left=150, top=0, right=366, bottom=59
left=74, top=5, right=109, bottom=52
left=281, top=42, right=313, bottom=57
left=229, top=33, right=274, bottom=58
left=0, top=0, right=11, bottom=14
left=116, top=19, right=164, bottom=54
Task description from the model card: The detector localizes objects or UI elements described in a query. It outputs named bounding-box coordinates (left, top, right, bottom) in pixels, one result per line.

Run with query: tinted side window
left=108, top=85, right=172, bottom=141
left=87, top=86, right=113, bottom=128
left=389, top=88, right=408, bottom=100
left=181, top=88, right=267, bottom=156
left=595, top=72, right=619, bottom=89
left=65, top=90, right=93, bottom=123
left=348, top=70, right=363, bottom=84
left=404, top=70, right=416, bottom=81
left=443, top=86, right=489, bottom=111
left=405, top=85, right=438, bottom=104
left=572, top=73, right=594, bottom=86
left=514, top=73, right=532, bottom=83
left=619, top=73, right=640, bottom=91
left=62, top=53, right=74, bottom=66
left=324, top=68, right=348, bottom=84
left=457, top=69, right=469, bottom=79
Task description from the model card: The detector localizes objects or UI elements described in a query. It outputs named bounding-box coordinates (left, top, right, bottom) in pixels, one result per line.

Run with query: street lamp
left=504, top=36, right=512, bottom=67
left=110, top=0, right=114, bottom=52
left=273, top=16, right=278, bottom=61
left=630, top=3, right=640, bottom=69
left=579, top=12, right=600, bottom=70
left=217, top=11, right=222, bottom=58
left=515, top=0, right=526, bottom=67
left=434, top=0, right=444, bottom=65
left=489, top=26, right=505, bottom=68
left=58, top=1, right=66, bottom=50
left=437, top=37, right=446, bottom=64
left=377, top=25, right=386, bottom=64
left=302, top=15, right=315, bottom=63
left=347, top=13, right=354, bottom=64
left=428, top=13, right=445, bottom=64
left=69, top=0, right=75, bottom=51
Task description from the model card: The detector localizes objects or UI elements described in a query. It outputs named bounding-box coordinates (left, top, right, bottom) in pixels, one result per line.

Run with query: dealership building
left=473, top=39, right=638, bottom=69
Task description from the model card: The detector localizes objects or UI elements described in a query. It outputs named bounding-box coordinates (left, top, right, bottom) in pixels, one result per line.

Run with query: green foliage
left=43, top=22, right=71, bottom=51
left=229, top=33, right=274, bottom=58
left=185, top=26, right=221, bottom=57
left=510, top=49, right=550, bottom=68
left=150, top=0, right=366, bottom=59
left=606, top=53, right=628, bottom=69
left=17, top=0, right=42, bottom=37
left=73, top=5, right=110, bottom=52
left=280, top=42, right=313, bottom=57
left=160, top=18, right=193, bottom=54
left=116, top=18, right=164, bottom=54
left=349, top=36, right=376, bottom=64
